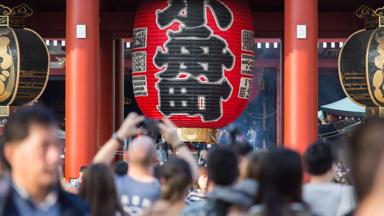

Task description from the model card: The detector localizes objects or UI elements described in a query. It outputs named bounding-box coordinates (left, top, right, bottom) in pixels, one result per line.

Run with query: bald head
left=127, top=136, right=155, bottom=167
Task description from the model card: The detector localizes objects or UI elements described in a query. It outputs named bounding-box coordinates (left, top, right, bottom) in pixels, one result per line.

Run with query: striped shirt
left=185, top=189, right=206, bottom=205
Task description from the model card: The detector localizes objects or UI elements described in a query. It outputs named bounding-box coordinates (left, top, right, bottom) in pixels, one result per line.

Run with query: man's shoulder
left=182, top=199, right=213, bottom=216
left=304, top=183, right=353, bottom=191
left=131, top=175, right=160, bottom=188
left=115, top=174, right=161, bottom=201
left=304, top=182, right=335, bottom=189
left=59, top=190, right=90, bottom=215
left=116, top=174, right=158, bottom=183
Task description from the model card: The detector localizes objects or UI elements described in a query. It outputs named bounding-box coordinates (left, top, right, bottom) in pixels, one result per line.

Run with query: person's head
left=79, top=165, right=88, bottom=182
left=195, top=167, right=208, bottom=191
left=318, top=110, right=326, bottom=124
left=244, top=151, right=267, bottom=181
left=126, top=135, right=156, bottom=168
left=232, top=142, right=253, bottom=180
left=232, top=142, right=253, bottom=158
left=114, top=160, right=128, bottom=176
left=0, top=136, right=9, bottom=176
left=153, top=165, right=161, bottom=180
left=158, top=157, right=192, bottom=203
left=304, top=141, right=336, bottom=181
left=258, top=148, right=303, bottom=216
left=79, top=163, right=123, bottom=216
left=348, top=118, right=384, bottom=201
left=198, top=149, right=208, bottom=167
left=207, top=146, right=239, bottom=187
left=3, top=105, right=60, bottom=190
left=326, top=114, right=336, bottom=124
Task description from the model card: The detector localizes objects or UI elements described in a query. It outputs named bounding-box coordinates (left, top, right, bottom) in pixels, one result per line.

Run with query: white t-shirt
left=303, top=183, right=356, bottom=216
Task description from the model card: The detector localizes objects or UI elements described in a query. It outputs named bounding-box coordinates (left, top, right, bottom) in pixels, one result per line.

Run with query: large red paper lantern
left=132, top=0, right=255, bottom=128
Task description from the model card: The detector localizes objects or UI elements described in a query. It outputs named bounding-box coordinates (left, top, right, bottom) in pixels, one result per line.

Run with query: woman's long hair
left=258, top=149, right=303, bottom=216
left=159, top=157, right=192, bottom=203
left=79, top=163, right=125, bottom=216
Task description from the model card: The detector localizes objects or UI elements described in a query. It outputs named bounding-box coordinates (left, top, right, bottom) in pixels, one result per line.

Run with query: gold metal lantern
left=0, top=4, right=49, bottom=124
left=339, top=6, right=384, bottom=116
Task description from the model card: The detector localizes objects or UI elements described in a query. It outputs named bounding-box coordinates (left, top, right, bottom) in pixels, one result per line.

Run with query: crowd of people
left=0, top=105, right=384, bottom=215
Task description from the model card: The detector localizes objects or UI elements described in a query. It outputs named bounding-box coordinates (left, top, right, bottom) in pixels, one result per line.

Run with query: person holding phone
left=93, top=113, right=197, bottom=216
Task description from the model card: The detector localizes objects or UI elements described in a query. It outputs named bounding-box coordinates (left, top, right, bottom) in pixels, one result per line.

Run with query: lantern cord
left=317, top=127, right=343, bottom=136
left=318, top=121, right=361, bottom=136
left=318, top=121, right=361, bottom=139
left=319, top=130, right=344, bottom=139
left=246, top=111, right=277, bottom=120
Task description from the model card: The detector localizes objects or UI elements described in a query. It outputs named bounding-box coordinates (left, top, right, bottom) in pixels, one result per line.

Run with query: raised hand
left=116, top=112, right=145, bottom=139
left=158, top=118, right=181, bottom=147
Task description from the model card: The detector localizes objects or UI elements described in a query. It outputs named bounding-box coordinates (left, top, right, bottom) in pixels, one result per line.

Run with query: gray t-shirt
left=115, top=175, right=161, bottom=216
left=303, top=183, right=356, bottom=216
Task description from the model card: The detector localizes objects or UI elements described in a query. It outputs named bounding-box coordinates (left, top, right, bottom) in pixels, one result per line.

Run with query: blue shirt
left=11, top=184, right=60, bottom=216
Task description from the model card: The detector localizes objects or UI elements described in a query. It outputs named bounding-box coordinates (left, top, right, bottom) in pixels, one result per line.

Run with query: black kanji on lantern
left=158, top=78, right=232, bottom=121
left=156, top=0, right=233, bottom=30
left=154, top=37, right=234, bottom=82
left=154, top=0, right=234, bottom=121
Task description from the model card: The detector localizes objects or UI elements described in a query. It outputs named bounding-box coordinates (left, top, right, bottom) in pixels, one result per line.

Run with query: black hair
left=0, top=136, right=7, bottom=173
left=80, top=165, right=88, bottom=173
left=348, top=117, right=384, bottom=201
left=207, top=146, right=239, bottom=186
left=304, top=141, right=335, bottom=175
left=79, top=163, right=125, bottom=216
left=113, top=160, right=128, bottom=176
left=4, top=105, right=57, bottom=143
left=2, top=105, right=57, bottom=169
left=153, top=165, right=161, bottom=180
left=245, top=151, right=268, bottom=181
left=231, top=141, right=253, bottom=157
left=258, top=148, right=303, bottom=216
left=158, top=157, right=192, bottom=203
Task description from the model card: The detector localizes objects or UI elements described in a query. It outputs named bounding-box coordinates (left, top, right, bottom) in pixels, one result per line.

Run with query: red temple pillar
left=114, top=39, right=125, bottom=128
left=65, top=0, right=100, bottom=178
left=99, top=31, right=115, bottom=145
left=284, top=0, right=318, bottom=154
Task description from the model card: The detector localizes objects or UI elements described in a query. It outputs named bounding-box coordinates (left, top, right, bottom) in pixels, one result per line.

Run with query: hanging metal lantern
left=339, top=6, right=384, bottom=116
left=132, top=0, right=255, bottom=142
left=0, top=4, right=49, bottom=125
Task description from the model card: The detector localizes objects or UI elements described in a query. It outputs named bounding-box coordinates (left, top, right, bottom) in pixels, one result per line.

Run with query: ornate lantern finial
left=0, top=4, right=33, bottom=28
left=356, top=5, right=384, bottom=29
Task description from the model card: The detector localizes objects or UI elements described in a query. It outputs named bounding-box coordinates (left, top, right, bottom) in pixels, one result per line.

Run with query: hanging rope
left=245, top=110, right=277, bottom=120
left=318, top=121, right=362, bottom=139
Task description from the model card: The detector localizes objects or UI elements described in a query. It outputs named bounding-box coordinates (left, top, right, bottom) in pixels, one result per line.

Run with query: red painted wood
left=114, top=39, right=125, bottom=128
left=65, top=0, right=100, bottom=178
left=27, top=11, right=364, bottom=39
left=284, top=0, right=318, bottom=154
left=99, top=31, right=115, bottom=145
